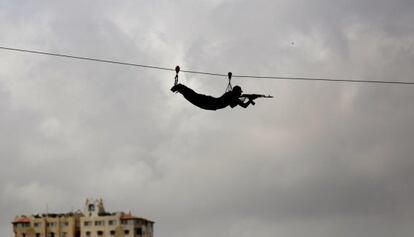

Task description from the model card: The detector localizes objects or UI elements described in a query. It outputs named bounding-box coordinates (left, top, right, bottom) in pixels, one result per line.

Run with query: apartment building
left=80, top=199, right=153, bottom=237
left=12, top=199, right=154, bottom=237
left=12, top=212, right=81, bottom=237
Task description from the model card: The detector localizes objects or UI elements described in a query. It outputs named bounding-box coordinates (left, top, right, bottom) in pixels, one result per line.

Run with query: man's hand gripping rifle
left=241, top=93, right=274, bottom=105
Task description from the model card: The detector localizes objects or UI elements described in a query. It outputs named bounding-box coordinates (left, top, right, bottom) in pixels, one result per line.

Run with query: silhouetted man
left=171, top=84, right=254, bottom=110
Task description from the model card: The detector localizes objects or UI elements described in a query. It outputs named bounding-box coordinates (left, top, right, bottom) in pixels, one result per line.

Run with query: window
left=62, top=232, right=68, bottom=237
left=60, top=222, right=69, bottom=227
left=85, top=231, right=91, bottom=236
left=110, top=230, right=115, bottom=236
left=36, top=233, right=40, bottom=237
left=34, top=222, right=41, bottom=227
left=84, top=221, right=92, bottom=226
left=95, top=220, right=105, bottom=226
left=121, top=219, right=135, bottom=225
left=47, top=222, right=57, bottom=227
left=22, top=234, right=26, bottom=237
left=124, top=230, right=130, bottom=235
left=97, top=231, right=104, bottom=236
left=17, top=223, right=30, bottom=228
left=135, top=228, right=143, bottom=235
left=88, top=204, right=95, bottom=212
left=108, top=220, right=117, bottom=225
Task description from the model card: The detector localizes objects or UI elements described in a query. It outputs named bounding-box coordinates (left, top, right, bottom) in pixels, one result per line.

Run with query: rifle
left=241, top=94, right=273, bottom=105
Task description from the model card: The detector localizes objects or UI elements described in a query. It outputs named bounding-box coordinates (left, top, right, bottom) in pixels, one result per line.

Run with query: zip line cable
left=0, top=46, right=174, bottom=72
left=1, top=46, right=414, bottom=85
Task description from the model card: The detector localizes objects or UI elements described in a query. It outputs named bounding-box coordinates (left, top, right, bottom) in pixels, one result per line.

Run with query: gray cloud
left=1, top=0, right=414, bottom=237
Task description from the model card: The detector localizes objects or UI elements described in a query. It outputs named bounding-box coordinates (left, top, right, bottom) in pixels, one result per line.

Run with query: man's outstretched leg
left=171, top=84, right=217, bottom=110
left=171, top=84, right=196, bottom=95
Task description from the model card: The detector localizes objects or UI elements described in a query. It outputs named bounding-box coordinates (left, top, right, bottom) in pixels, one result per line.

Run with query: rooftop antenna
left=45, top=203, right=49, bottom=236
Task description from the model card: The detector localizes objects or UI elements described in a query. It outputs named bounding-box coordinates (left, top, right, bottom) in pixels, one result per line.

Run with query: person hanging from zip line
left=171, top=66, right=272, bottom=111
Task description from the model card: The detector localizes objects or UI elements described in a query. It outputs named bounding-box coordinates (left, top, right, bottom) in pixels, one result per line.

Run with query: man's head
left=232, top=85, right=242, bottom=96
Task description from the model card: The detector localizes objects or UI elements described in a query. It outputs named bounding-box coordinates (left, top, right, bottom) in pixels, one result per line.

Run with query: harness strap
left=174, top=65, right=180, bottom=86
left=225, top=72, right=233, bottom=92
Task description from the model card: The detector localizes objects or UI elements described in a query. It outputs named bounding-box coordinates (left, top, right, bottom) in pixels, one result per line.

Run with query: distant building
left=80, top=199, right=154, bottom=237
left=12, top=212, right=82, bottom=237
left=12, top=199, right=154, bottom=237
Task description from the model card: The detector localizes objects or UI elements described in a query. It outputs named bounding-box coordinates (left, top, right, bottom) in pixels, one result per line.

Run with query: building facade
left=12, top=213, right=81, bottom=237
left=80, top=199, right=153, bottom=237
left=12, top=199, right=154, bottom=237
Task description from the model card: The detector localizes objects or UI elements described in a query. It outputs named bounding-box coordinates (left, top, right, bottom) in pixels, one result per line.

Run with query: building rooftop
left=12, top=199, right=154, bottom=223
left=12, top=217, right=31, bottom=224
left=120, top=213, right=154, bottom=223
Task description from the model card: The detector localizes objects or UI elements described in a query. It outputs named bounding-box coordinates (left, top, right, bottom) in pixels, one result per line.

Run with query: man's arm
left=240, top=94, right=273, bottom=106
left=235, top=98, right=254, bottom=108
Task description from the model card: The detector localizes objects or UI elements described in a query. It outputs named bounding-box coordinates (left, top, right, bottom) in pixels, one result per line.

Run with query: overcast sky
left=1, top=0, right=414, bottom=236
